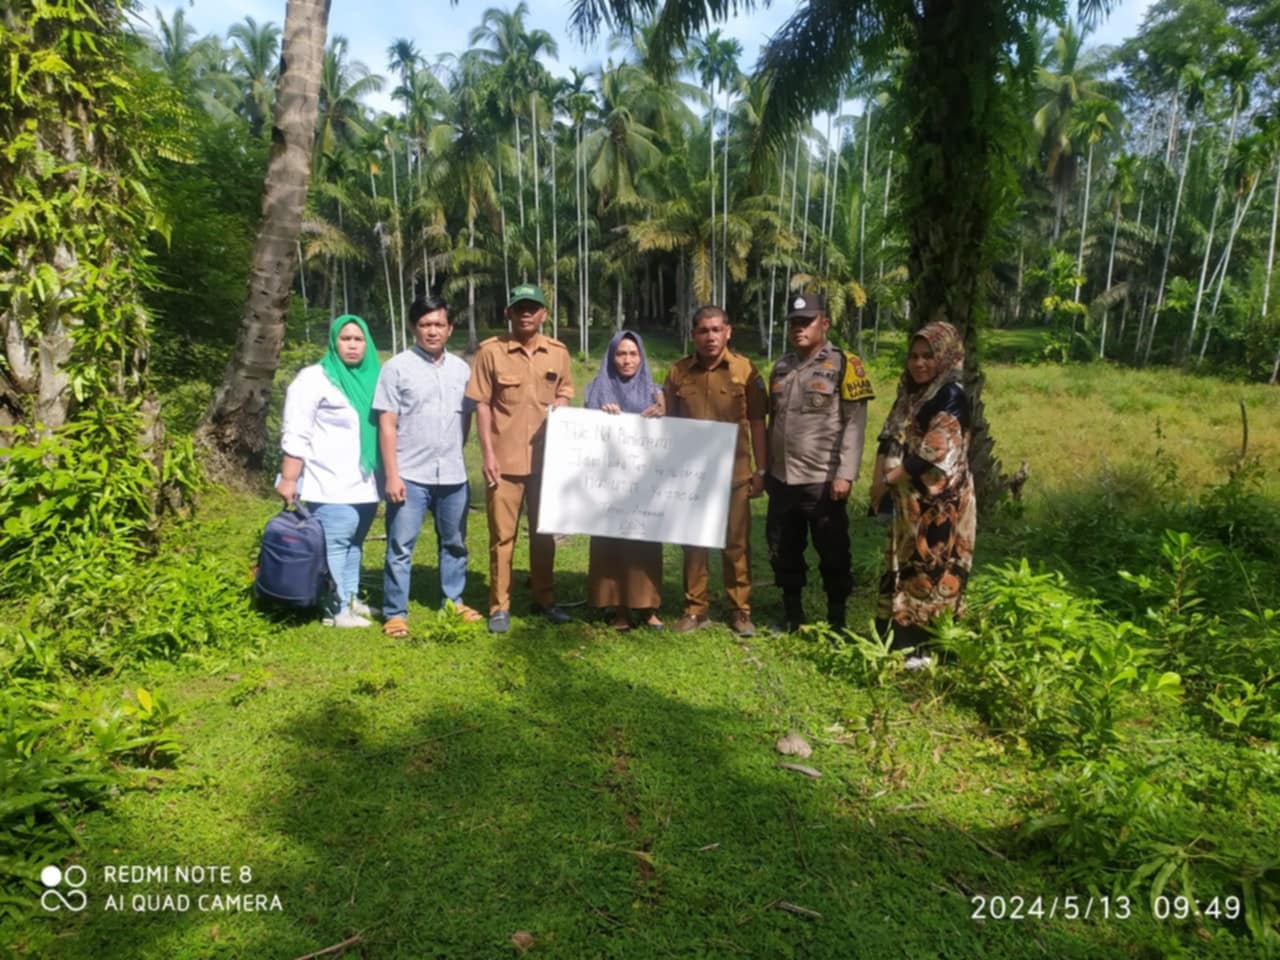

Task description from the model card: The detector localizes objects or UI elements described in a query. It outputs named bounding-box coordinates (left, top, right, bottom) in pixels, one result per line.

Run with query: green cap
left=507, top=283, right=547, bottom=308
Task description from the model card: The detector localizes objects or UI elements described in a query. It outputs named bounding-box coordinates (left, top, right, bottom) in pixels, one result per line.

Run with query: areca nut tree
left=199, top=0, right=331, bottom=475
left=1099, top=151, right=1138, bottom=357
left=1069, top=95, right=1122, bottom=304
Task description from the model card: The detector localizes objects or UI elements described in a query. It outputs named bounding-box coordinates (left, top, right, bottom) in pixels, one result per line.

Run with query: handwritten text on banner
left=537, top=408, right=737, bottom=549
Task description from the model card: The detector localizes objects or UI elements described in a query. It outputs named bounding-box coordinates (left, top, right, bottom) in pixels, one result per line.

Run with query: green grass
left=7, top=333, right=1280, bottom=959
left=7, top=522, right=1203, bottom=958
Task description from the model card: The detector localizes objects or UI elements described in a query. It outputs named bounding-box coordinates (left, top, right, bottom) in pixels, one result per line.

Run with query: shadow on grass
left=49, top=630, right=1162, bottom=960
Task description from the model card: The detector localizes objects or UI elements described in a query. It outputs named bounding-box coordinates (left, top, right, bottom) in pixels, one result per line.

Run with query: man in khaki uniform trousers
left=664, top=305, right=768, bottom=637
left=465, top=284, right=574, bottom=633
left=766, top=292, right=875, bottom=633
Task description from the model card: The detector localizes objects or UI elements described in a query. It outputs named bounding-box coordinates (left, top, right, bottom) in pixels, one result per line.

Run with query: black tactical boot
left=825, top=601, right=847, bottom=631
left=783, top=593, right=805, bottom=633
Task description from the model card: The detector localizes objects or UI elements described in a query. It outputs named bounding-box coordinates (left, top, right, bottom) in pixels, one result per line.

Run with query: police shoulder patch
left=840, top=351, right=875, bottom=401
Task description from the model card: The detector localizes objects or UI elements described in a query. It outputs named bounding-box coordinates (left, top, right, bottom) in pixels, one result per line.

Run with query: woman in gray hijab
left=584, top=331, right=665, bottom=630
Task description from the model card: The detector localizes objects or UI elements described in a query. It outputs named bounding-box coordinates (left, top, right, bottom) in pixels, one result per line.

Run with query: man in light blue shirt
left=374, top=296, right=482, bottom=636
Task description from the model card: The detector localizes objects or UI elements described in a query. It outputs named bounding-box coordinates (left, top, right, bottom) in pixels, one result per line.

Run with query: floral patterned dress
left=876, top=322, right=976, bottom=629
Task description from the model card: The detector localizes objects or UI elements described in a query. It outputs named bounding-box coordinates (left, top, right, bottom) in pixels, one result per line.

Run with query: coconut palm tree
left=315, top=37, right=383, bottom=164
left=200, top=0, right=333, bottom=473
left=1033, top=20, right=1117, bottom=243
left=226, top=17, right=281, bottom=137
left=585, top=63, right=663, bottom=213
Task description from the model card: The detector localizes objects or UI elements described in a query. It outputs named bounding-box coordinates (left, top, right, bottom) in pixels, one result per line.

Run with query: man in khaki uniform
left=465, top=284, right=574, bottom=633
left=766, top=292, right=874, bottom=632
left=664, top=305, right=768, bottom=637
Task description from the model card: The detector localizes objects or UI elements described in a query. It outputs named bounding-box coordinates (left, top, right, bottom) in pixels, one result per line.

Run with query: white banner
left=537, top=407, right=738, bottom=549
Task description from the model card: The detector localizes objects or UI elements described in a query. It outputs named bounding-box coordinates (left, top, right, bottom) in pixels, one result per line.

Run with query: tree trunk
left=899, top=0, right=1016, bottom=508
left=337, top=199, right=349, bottom=313
left=858, top=102, right=871, bottom=337
left=825, top=108, right=844, bottom=274
left=818, top=109, right=833, bottom=274
left=1263, top=158, right=1280, bottom=325
left=1199, top=171, right=1263, bottom=364
left=786, top=135, right=801, bottom=295
left=467, top=214, right=478, bottom=352
left=1190, top=106, right=1239, bottom=356
left=199, top=0, right=330, bottom=475
left=576, top=123, right=584, bottom=352
left=1073, top=140, right=1094, bottom=304
left=498, top=147, right=511, bottom=301
left=369, top=168, right=396, bottom=353
left=708, top=87, right=717, bottom=304
left=1101, top=209, right=1120, bottom=358
left=722, top=82, right=730, bottom=306
left=551, top=130, right=559, bottom=340
left=389, top=135, right=406, bottom=346
left=755, top=258, right=765, bottom=345
left=1257, top=167, right=1274, bottom=405
left=532, top=93, right=542, bottom=283
left=514, top=116, right=526, bottom=231
left=874, top=141, right=895, bottom=354
left=800, top=137, right=813, bottom=261
left=1145, top=117, right=1197, bottom=366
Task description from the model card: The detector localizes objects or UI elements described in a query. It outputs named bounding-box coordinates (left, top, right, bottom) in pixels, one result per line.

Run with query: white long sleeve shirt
left=280, top=364, right=379, bottom=504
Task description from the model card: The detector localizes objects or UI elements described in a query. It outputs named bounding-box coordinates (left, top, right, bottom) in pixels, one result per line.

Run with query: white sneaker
left=325, top=609, right=372, bottom=628
left=351, top=599, right=373, bottom=618
left=903, top=655, right=933, bottom=671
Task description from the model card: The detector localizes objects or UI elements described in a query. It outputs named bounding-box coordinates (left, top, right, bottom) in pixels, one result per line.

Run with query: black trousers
left=765, top=477, right=852, bottom=602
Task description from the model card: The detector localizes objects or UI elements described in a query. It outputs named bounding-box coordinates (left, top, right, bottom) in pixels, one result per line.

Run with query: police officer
left=664, top=305, right=768, bottom=637
left=465, top=283, right=575, bottom=633
left=766, top=292, right=874, bottom=632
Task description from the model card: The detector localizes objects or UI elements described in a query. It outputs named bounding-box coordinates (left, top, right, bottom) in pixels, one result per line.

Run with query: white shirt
left=280, top=364, right=379, bottom=504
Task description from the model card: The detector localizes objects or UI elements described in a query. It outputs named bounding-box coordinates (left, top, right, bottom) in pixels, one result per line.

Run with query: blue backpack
left=254, top=502, right=330, bottom=608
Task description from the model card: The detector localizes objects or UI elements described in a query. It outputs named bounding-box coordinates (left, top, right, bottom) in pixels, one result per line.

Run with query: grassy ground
left=9, top=328, right=1280, bottom=958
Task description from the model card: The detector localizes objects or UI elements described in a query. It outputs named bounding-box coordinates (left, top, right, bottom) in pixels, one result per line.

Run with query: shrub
left=933, top=560, right=1182, bottom=756
left=0, top=679, right=181, bottom=917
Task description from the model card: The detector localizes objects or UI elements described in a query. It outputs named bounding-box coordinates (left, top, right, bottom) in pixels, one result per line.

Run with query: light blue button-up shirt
left=372, top=346, right=474, bottom=486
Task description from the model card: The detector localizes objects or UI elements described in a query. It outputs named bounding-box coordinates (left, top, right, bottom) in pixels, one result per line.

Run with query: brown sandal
left=449, top=602, right=485, bottom=623
left=382, top=616, right=410, bottom=638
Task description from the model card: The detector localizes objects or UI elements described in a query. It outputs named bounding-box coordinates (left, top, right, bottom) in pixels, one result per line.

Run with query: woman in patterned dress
left=869, top=320, right=976, bottom=666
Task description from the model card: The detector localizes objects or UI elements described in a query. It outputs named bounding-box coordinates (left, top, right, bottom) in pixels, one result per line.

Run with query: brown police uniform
left=465, top=332, right=574, bottom=613
left=663, top=348, right=768, bottom=618
left=766, top=341, right=874, bottom=613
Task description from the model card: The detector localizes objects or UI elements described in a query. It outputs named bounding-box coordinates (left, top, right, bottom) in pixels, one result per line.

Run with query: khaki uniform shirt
left=465, top=333, right=574, bottom=475
left=767, top=342, right=874, bottom=484
left=664, top=349, right=768, bottom=483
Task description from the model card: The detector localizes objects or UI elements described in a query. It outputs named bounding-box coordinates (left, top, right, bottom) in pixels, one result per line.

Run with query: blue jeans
left=382, top=480, right=470, bottom=619
left=307, top=501, right=378, bottom=616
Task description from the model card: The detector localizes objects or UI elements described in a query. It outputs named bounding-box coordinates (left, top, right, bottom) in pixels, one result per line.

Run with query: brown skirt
left=588, top=536, right=663, bottom=609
